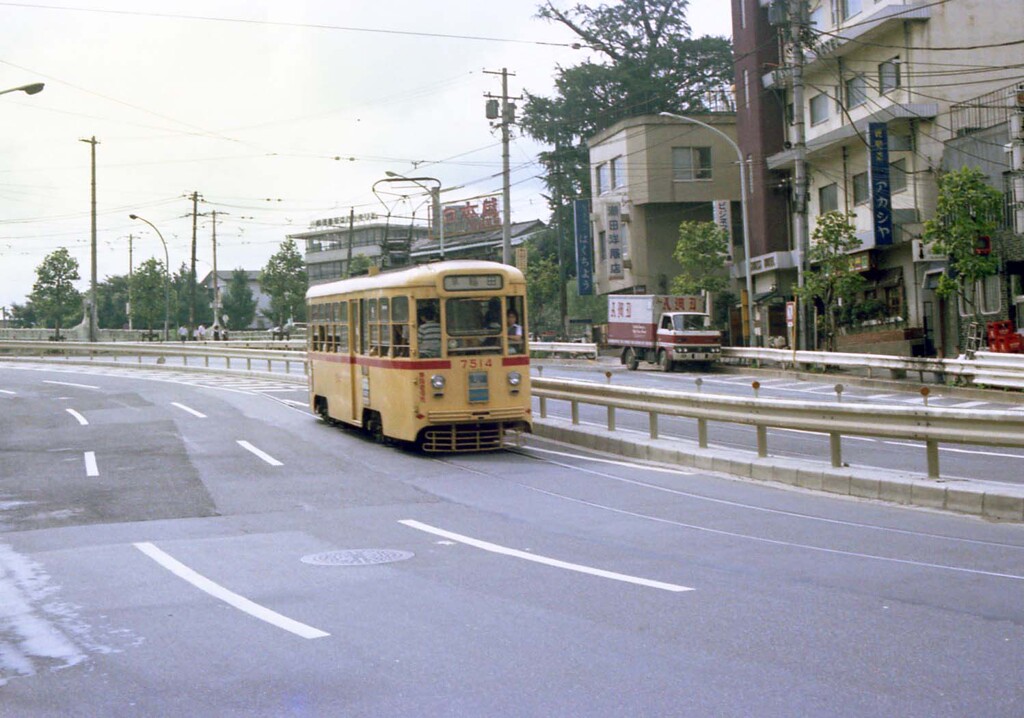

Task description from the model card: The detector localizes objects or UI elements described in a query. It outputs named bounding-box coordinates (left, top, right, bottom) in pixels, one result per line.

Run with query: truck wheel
left=658, top=349, right=672, bottom=372
left=624, top=348, right=639, bottom=371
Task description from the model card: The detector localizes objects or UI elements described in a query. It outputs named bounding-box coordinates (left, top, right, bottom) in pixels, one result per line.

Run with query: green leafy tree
left=260, top=239, right=308, bottom=327
left=670, top=221, right=730, bottom=294
left=130, top=258, right=169, bottom=334
left=97, top=274, right=130, bottom=329
left=523, top=0, right=734, bottom=205
left=796, top=212, right=867, bottom=351
left=221, top=268, right=257, bottom=330
left=525, top=254, right=563, bottom=336
left=922, top=166, right=1002, bottom=323
left=347, top=254, right=373, bottom=277
left=8, top=302, right=38, bottom=328
left=29, top=248, right=82, bottom=337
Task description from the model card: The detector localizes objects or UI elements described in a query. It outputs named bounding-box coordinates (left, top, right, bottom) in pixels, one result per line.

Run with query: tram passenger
left=417, top=303, right=441, bottom=358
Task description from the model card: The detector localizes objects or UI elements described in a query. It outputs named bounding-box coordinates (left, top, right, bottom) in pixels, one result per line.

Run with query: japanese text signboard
left=868, top=122, right=894, bottom=246
left=438, top=196, right=502, bottom=239
left=606, top=203, right=624, bottom=279
left=573, top=198, right=594, bottom=296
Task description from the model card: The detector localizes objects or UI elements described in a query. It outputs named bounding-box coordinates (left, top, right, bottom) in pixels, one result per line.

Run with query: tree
left=922, top=166, right=1002, bottom=324
left=8, top=302, right=37, bottom=328
left=347, top=254, right=373, bottom=277
left=525, top=254, right=563, bottom=336
left=221, top=269, right=257, bottom=330
left=130, top=258, right=168, bottom=334
left=670, top=221, right=730, bottom=294
left=96, top=274, right=130, bottom=329
left=522, top=0, right=734, bottom=205
left=29, top=248, right=81, bottom=337
left=796, top=212, right=867, bottom=351
left=260, top=239, right=308, bottom=328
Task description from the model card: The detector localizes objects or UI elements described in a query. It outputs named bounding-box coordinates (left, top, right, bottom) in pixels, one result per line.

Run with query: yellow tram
left=306, top=260, right=531, bottom=451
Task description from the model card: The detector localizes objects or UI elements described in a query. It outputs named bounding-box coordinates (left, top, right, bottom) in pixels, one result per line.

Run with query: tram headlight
left=430, top=374, right=446, bottom=392
left=507, top=371, right=522, bottom=387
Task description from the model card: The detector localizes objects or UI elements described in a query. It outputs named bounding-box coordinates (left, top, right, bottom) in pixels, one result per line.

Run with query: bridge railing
left=532, top=376, right=1024, bottom=479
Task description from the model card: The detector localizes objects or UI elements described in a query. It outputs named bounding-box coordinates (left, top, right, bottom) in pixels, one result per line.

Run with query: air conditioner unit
left=912, top=239, right=944, bottom=262
left=620, top=212, right=631, bottom=223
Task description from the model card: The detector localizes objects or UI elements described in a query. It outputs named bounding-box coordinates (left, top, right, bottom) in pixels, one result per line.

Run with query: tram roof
left=306, top=260, right=525, bottom=300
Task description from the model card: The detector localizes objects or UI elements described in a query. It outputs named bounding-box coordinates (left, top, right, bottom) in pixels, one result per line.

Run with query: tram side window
left=378, top=297, right=391, bottom=356
left=362, top=298, right=376, bottom=355
left=336, top=301, right=349, bottom=352
left=311, top=303, right=324, bottom=351
left=391, top=296, right=410, bottom=357
left=506, top=296, right=526, bottom=354
left=416, top=299, right=442, bottom=358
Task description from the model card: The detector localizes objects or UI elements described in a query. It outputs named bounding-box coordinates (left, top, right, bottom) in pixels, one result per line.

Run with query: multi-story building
left=294, top=215, right=429, bottom=287
left=742, top=0, right=1024, bottom=355
left=587, top=114, right=743, bottom=332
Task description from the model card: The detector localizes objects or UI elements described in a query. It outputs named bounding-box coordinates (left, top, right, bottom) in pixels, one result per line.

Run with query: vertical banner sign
left=868, top=122, right=894, bottom=246
left=712, top=199, right=732, bottom=239
left=606, top=203, right=623, bottom=279
left=573, top=198, right=594, bottom=296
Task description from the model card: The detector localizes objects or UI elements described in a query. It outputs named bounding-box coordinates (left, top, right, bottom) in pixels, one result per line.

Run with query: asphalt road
left=1, top=362, right=1023, bottom=716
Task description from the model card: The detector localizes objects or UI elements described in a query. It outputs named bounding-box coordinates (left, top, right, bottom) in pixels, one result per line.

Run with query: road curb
left=531, top=417, right=1024, bottom=522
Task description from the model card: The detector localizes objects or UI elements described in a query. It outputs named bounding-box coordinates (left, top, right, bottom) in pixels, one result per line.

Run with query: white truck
left=607, top=294, right=722, bottom=371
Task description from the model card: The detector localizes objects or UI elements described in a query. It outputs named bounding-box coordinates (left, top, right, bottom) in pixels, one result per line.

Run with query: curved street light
left=384, top=171, right=445, bottom=260
left=660, top=112, right=755, bottom=347
left=128, top=214, right=171, bottom=341
left=0, top=82, right=45, bottom=97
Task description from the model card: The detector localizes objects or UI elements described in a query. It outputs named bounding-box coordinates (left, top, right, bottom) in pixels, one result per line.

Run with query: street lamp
left=0, top=82, right=45, bottom=97
left=128, top=214, right=171, bottom=341
left=660, top=112, right=755, bottom=348
left=384, top=172, right=445, bottom=260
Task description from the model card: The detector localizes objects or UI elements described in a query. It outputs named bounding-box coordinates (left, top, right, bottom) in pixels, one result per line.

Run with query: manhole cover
left=301, top=549, right=414, bottom=566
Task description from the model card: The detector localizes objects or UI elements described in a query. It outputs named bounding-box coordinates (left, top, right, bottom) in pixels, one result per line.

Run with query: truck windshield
left=673, top=314, right=707, bottom=331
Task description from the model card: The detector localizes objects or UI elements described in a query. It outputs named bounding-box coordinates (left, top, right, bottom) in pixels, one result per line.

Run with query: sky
left=0, top=0, right=732, bottom=310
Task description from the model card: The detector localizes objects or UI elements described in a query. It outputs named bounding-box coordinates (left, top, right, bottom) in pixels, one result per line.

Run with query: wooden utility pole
left=189, top=191, right=200, bottom=333
left=80, top=136, right=99, bottom=341
left=485, top=68, right=520, bottom=265
left=127, top=234, right=133, bottom=330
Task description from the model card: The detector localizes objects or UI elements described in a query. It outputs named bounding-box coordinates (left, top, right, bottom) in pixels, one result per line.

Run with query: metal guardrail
left=0, top=340, right=307, bottom=374
left=722, top=346, right=1024, bottom=390
left=532, top=376, right=1024, bottom=479
left=530, top=341, right=598, bottom=359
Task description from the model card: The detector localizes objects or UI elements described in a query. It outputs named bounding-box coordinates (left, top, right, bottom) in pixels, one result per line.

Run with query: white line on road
left=43, top=380, right=99, bottom=389
left=399, top=519, right=693, bottom=593
left=133, top=542, right=329, bottom=639
left=866, top=394, right=899, bottom=400
left=0, top=389, right=15, bottom=395
left=517, top=445, right=694, bottom=475
left=946, top=401, right=990, bottom=409
left=237, top=440, right=283, bottom=466
left=66, top=408, right=88, bottom=426
left=171, top=402, right=207, bottom=418
left=84, top=451, right=98, bottom=476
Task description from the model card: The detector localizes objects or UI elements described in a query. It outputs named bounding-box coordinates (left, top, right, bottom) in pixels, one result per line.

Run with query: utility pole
left=345, top=207, right=355, bottom=275
left=485, top=68, right=520, bottom=265
left=80, top=136, right=99, bottom=341
left=189, top=191, right=201, bottom=334
left=127, top=234, right=133, bottom=330
left=211, top=210, right=220, bottom=327
left=789, top=0, right=811, bottom=349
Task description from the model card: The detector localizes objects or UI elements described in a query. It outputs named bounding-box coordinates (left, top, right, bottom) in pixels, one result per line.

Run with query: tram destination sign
left=443, top=274, right=504, bottom=292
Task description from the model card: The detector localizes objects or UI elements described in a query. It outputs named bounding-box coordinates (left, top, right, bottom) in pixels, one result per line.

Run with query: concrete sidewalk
left=531, top=416, right=1024, bottom=522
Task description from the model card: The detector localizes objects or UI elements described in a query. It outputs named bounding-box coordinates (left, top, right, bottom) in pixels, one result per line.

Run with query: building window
left=595, top=163, right=608, bottom=194
left=879, top=58, right=901, bottom=94
left=980, top=274, right=1002, bottom=315
left=610, top=156, right=624, bottom=189
left=840, top=0, right=862, bottom=21
left=809, top=93, right=829, bottom=125
left=845, top=74, right=867, bottom=108
left=852, top=172, right=870, bottom=205
left=809, top=2, right=827, bottom=27
left=819, top=183, right=839, bottom=213
left=890, top=158, right=907, bottom=193
left=672, top=147, right=712, bottom=181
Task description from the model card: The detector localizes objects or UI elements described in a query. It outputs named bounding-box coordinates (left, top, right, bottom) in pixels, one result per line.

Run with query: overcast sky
left=0, top=0, right=732, bottom=310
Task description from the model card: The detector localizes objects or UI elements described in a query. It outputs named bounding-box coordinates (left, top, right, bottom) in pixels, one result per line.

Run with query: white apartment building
left=588, top=114, right=742, bottom=304
left=764, top=0, right=1024, bottom=355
